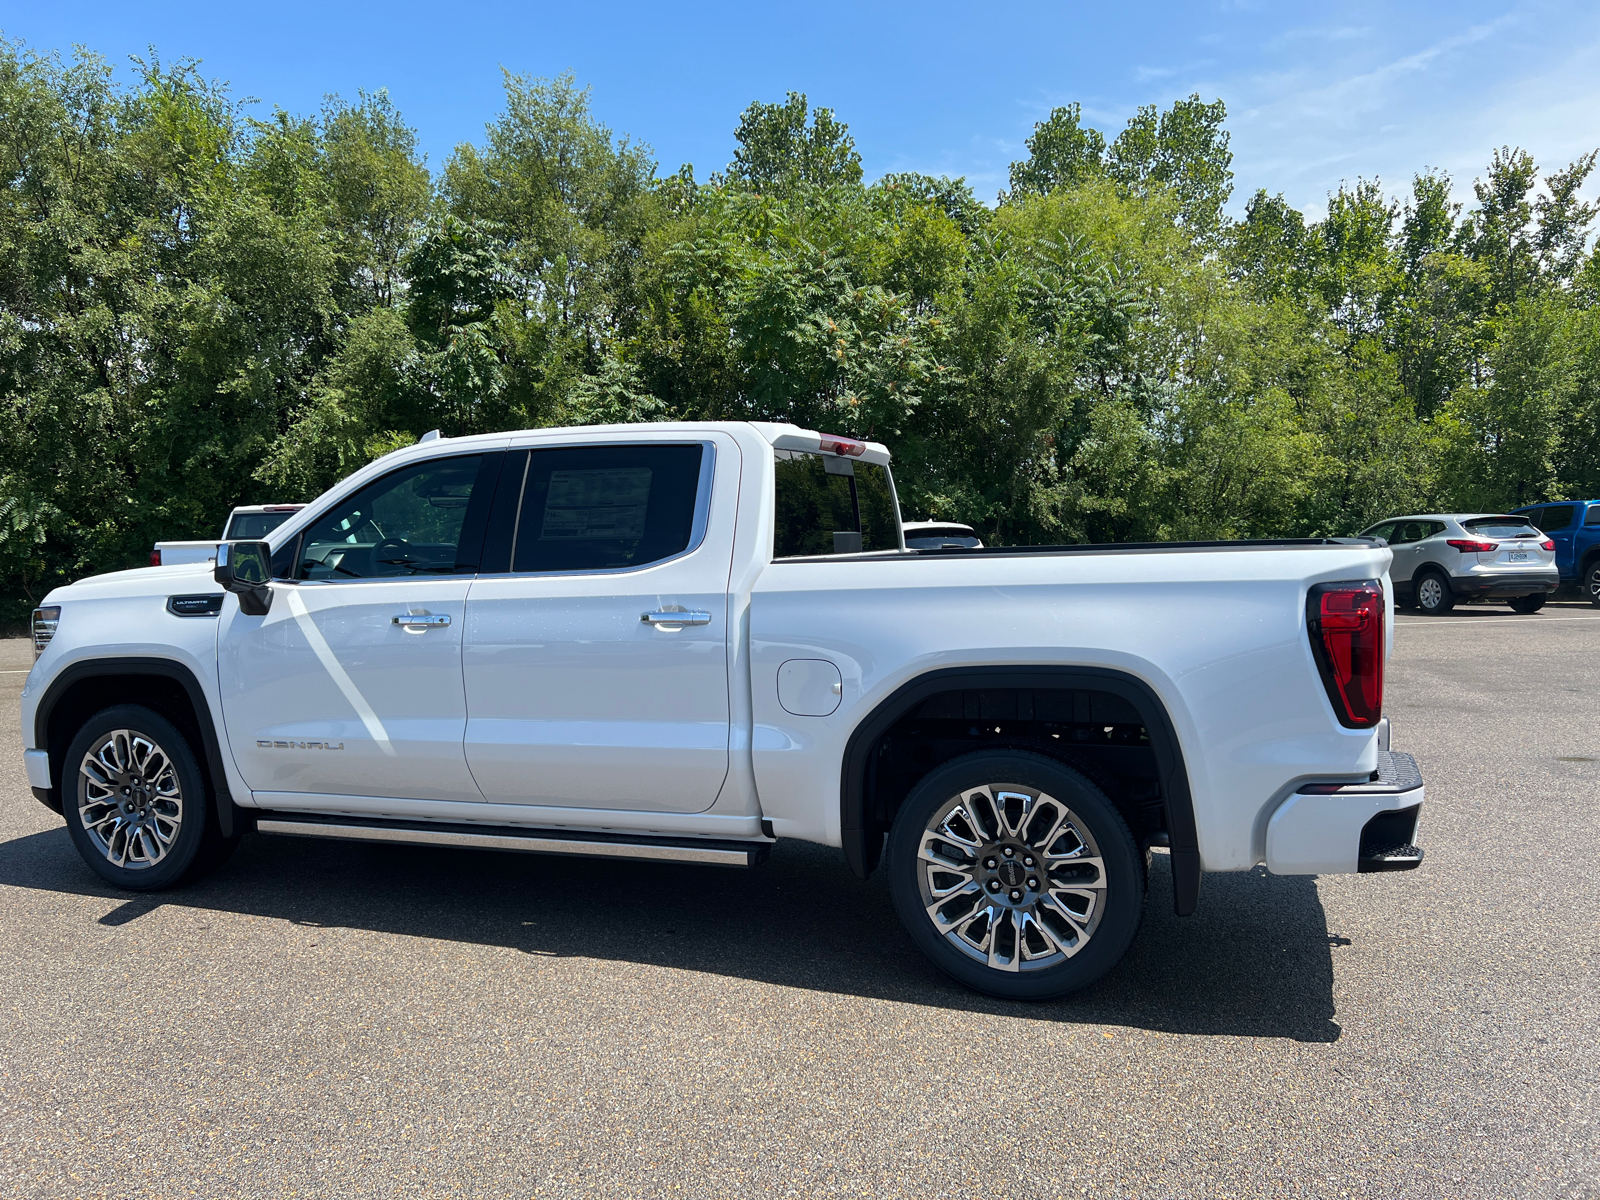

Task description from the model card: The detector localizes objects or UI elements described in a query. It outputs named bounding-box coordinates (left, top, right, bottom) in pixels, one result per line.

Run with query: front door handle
left=393, top=612, right=451, bottom=629
left=641, top=610, right=712, bottom=627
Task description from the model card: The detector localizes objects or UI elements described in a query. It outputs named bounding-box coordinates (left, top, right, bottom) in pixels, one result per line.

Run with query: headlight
left=31, top=606, right=59, bottom=659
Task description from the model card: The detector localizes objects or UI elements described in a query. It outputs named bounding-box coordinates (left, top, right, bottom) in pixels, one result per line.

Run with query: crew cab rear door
left=461, top=433, right=736, bottom=812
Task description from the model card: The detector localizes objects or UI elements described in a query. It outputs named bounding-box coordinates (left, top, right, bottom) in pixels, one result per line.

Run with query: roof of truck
left=372, top=421, right=895, bottom=468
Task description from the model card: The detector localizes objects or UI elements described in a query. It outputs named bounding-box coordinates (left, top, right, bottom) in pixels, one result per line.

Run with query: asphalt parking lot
left=0, top=601, right=1596, bottom=1199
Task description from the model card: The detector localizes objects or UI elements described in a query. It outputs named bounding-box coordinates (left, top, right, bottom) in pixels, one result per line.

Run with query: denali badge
left=257, top=740, right=345, bottom=750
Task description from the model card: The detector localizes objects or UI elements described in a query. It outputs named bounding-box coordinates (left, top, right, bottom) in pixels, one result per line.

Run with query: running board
left=253, top=812, right=771, bottom=868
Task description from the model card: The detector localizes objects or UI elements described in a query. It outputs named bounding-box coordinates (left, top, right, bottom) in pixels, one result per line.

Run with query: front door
left=218, top=451, right=500, bottom=803
left=463, top=437, right=733, bottom=813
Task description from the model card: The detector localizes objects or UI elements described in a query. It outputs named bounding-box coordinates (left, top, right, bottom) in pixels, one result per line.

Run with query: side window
left=773, top=451, right=900, bottom=557
left=293, top=454, right=489, bottom=580
left=1586, top=506, right=1600, bottom=527
left=511, top=443, right=706, bottom=573
left=1364, top=522, right=1395, bottom=543
left=1540, top=504, right=1575, bottom=530
left=1389, top=523, right=1419, bottom=545
left=1424, top=521, right=1447, bottom=539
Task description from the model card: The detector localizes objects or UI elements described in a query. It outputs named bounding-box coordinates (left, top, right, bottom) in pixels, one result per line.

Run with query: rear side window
left=774, top=451, right=900, bottom=557
left=1537, top=504, right=1576, bottom=530
left=1586, top=506, right=1600, bottom=527
left=1463, top=517, right=1540, bottom=538
left=511, top=443, right=705, bottom=573
left=1393, top=521, right=1440, bottom=544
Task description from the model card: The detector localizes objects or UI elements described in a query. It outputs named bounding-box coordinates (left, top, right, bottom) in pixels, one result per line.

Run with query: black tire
left=886, top=750, right=1145, bottom=1001
left=1586, top=561, right=1600, bottom=608
left=1508, top=593, right=1546, bottom=614
left=62, top=705, right=237, bottom=891
left=1414, top=570, right=1455, bottom=615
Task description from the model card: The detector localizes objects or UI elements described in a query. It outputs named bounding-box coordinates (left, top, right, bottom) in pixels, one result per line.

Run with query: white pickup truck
left=151, top=505, right=305, bottom=566
left=20, top=421, right=1424, bottom=998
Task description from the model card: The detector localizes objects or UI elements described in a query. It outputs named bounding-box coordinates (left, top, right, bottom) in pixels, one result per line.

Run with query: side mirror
left=215, top=541, right=274, bottom=616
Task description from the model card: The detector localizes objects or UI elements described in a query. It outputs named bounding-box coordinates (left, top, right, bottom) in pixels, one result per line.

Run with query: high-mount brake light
left=1541, top=538, right=1555, bottom=551
left=1446, top=538, right=1497, bottom=553
left=1307, top=580, right=1385, bottom=729
left=150, top=549, right=162, bottom=566
left=818, top=434, right=865, bottom=457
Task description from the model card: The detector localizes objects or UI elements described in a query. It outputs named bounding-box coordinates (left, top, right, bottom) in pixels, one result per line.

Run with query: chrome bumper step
left=253, top=812, right=771, bottom=868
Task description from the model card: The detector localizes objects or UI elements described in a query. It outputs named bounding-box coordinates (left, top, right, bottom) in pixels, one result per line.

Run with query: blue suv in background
left=1512, top=500, right=1600, bottom=604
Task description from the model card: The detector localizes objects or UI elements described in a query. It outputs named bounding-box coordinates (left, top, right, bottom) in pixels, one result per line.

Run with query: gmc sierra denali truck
left=20, top=421, right=1425, bottom=999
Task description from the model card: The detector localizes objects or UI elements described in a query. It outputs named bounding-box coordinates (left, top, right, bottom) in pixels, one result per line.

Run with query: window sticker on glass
left=540, top=468, right=653, bottom=541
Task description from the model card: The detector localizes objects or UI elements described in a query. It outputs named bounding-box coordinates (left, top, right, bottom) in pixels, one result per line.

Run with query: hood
left=45, top=561, right=218, bottom=605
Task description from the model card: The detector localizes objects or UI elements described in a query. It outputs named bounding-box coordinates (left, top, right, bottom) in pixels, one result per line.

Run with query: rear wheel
left=1587, top=561, right=1600, bottom=608
left=886, top=750, right=1144, bottom=1000
left=1508, top=594, right=1546, bottom=614
left=1415, top=571, right=1454, bottom=615
left=62, top=705, right=238, bottom=891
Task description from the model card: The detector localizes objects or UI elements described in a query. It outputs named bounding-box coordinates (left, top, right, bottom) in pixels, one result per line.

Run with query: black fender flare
left=838, top=665, right=1201, bottom=916
left=35, top=656, right=246, bottom=837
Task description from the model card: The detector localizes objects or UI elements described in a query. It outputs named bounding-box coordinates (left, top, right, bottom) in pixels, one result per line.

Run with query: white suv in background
left=1359, top=513, right=1559, bottom=615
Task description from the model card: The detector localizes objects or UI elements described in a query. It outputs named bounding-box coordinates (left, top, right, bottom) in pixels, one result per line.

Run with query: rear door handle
left=393, top=613, right=451, bottom=629
left=641, top=610, right=712, bottom=627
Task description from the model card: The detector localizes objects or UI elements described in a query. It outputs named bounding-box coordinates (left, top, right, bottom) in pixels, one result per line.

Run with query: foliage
left=3, top=37, right=1600, bottom=617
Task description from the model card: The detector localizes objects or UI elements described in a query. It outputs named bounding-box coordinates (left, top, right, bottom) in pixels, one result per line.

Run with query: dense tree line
left=3, top=42, right=1599, bottom=616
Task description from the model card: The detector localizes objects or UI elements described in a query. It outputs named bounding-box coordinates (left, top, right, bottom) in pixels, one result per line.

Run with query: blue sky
left=7, top=1, right=1600, bottom=217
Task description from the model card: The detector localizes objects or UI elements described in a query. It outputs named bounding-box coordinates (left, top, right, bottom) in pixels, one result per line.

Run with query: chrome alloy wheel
left=1417, top=575, right=1445, bottom=610
left=917, top=783, right=1107, bottom=973
left=76, top=730, right=184, bottom=870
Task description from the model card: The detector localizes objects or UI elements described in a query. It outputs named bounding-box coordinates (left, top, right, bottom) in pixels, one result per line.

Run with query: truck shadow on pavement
left=0, top=826, right=1342, bottom=1043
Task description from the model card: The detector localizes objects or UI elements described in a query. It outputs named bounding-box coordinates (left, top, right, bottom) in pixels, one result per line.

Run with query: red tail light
left=1541, top=538, right=1555, bottom=551
left=1307, top=581, right=1385, bottom=728
left=150, top=549, right=162, bottom=566
left=1446, top=538, right=1497, bottom=553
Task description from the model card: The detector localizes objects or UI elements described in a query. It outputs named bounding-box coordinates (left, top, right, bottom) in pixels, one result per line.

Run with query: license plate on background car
left=1508, top=551, right=1529, bottom=561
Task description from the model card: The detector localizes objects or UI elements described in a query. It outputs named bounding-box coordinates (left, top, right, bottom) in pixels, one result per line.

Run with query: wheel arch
left=839, top=665, right=1201, bottom=916
left=36, top=657, right=245, bottom=836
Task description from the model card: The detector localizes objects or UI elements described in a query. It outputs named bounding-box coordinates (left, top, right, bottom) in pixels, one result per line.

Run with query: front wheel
left=62, top=705, right=236, bottom=891
left=1508, top=593, right=1546, bottom=614
left=886, top=750, right=1145, bottom=1000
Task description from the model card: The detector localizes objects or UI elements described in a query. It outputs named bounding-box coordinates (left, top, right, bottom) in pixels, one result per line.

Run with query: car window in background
left=296, top=455, right=485, bottom=580
left=224, top=511, right=294, bottom=540
left=512, top=443, right=704, bottom=574
left=1463, top=517, right=1541, bottom=538
left=1586, top=506, right=1600, bottom=527
left=1393, top=522, right=1429, bottom=543
left=1538, top=505, right=1576, bottom=530
left=1363, top=522, right=1396, bottom=542
left=773, top=451, right=899, bottom=557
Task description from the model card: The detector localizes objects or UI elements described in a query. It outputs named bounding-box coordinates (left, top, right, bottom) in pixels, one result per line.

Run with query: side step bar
left=254, top=812, right=771, bottom=868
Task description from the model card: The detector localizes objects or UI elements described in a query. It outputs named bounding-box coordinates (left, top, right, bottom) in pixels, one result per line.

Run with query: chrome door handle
left=393, top=613, right=451, bottom=628
left=641, top=610, right=712, bottom=627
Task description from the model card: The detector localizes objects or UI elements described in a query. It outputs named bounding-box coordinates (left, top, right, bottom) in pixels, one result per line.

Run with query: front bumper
left=1266, top=750, right=1424, bottom=875
left=1450, top=571, right=1559, bottom=599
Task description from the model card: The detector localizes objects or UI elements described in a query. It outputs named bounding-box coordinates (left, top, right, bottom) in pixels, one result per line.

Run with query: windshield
left=1462, top=517, right=1541, bottom=538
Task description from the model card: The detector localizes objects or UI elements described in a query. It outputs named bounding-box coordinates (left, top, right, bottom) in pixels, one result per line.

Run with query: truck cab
left=1512, top=500, right=1600, bottom=604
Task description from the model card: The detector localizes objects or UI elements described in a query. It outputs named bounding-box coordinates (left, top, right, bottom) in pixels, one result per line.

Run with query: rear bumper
left=1450, top=571, right=1559, bottom=598
left=1266, top=751, right=1424, bottom=875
